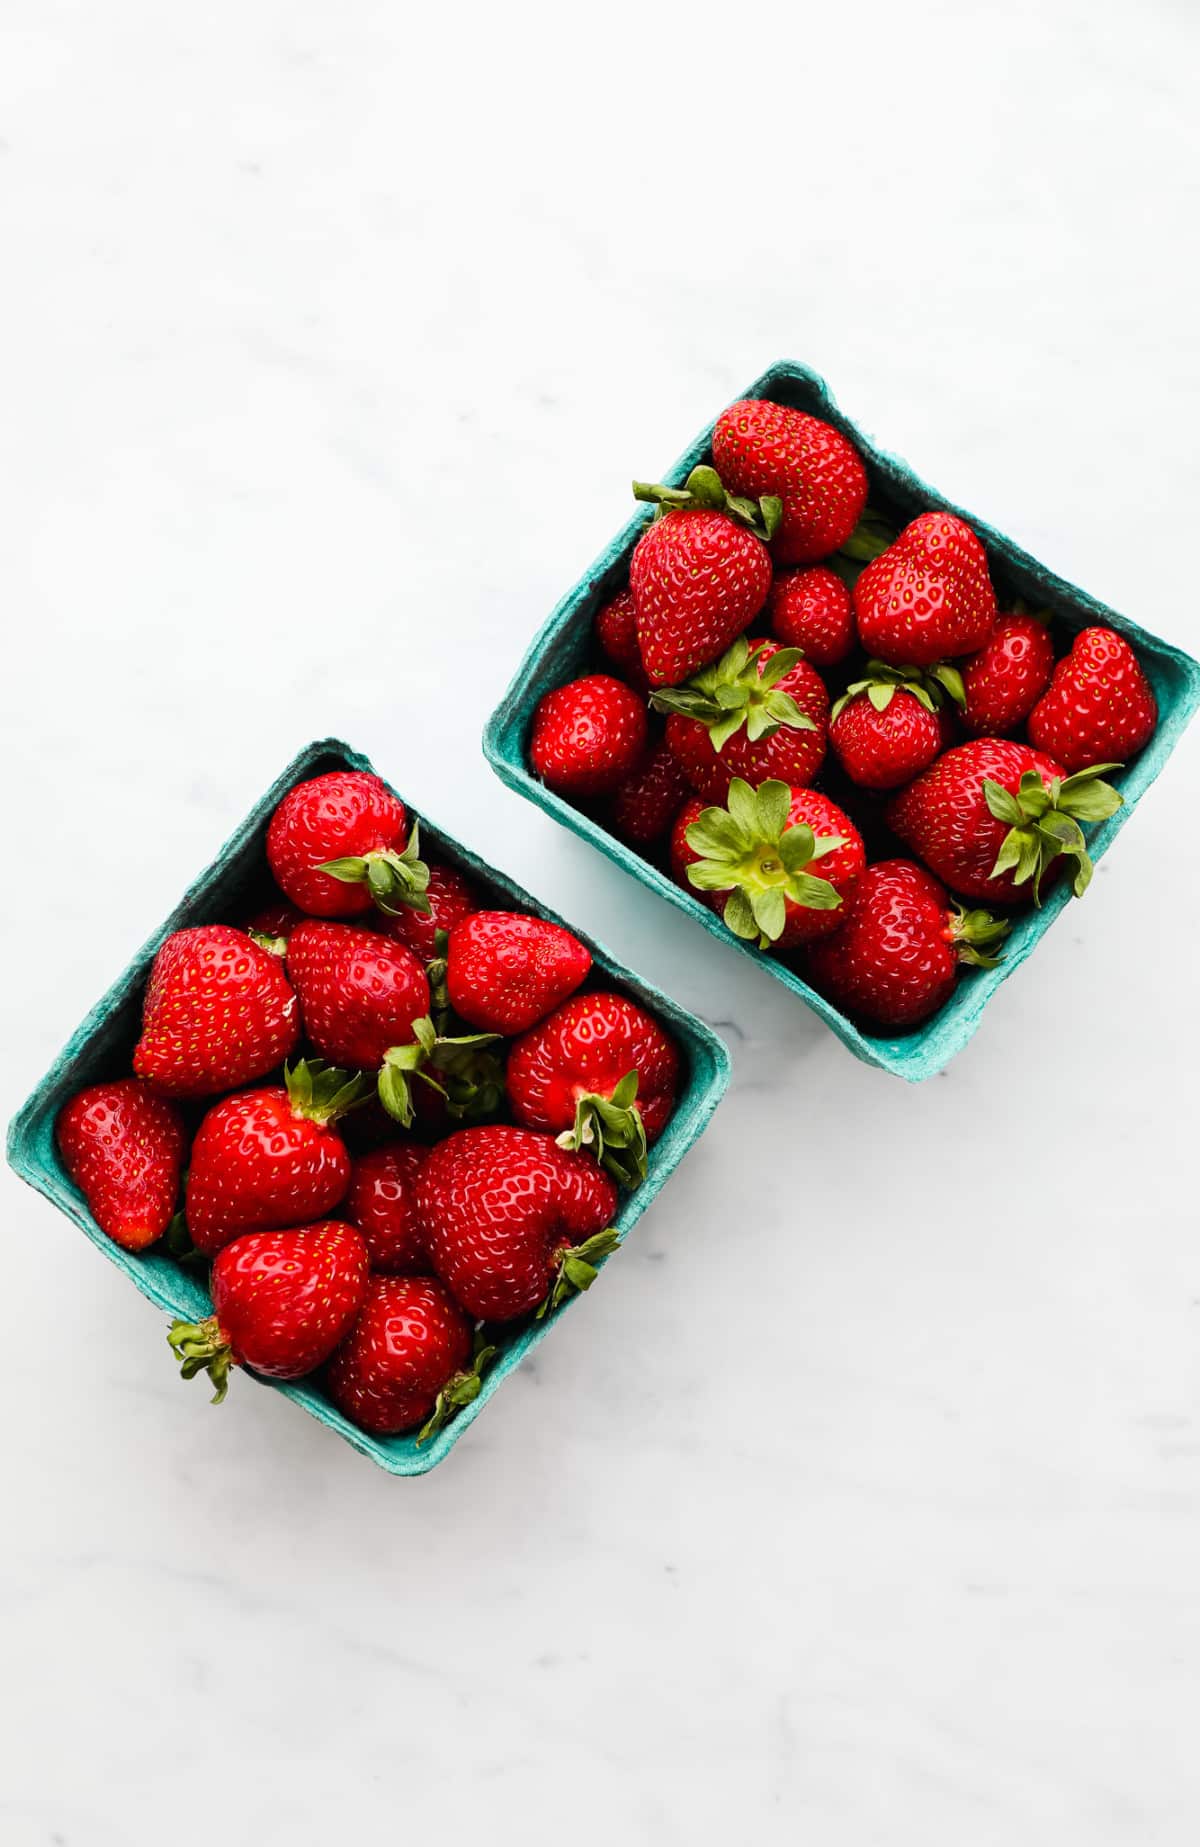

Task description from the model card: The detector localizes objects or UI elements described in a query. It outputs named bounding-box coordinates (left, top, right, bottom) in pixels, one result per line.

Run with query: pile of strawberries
left=528, top=397, right=1158, bottom=1030
left=56, top=770, right=682, bottom=1442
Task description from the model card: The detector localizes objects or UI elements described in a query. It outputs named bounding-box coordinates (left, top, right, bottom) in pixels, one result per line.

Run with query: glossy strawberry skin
left=664, top=640, right=829, bottom=802
left=854, top=513, right=997, bottom=666
left=210, top=1222, right=369, bottom=1379
left=631, top=508, right=772, bottom=688
left=610, top=740, right=691, bottom=846
left=768, top=565, right=855, bottom=666
left=806, top=860, right=961, bottom=1027
left=507, top=992, right=680, bottom=1142
left=267, top=772, right=408, bottom=918
left=325, top=1276, right=472, bottom=1436
left=344, top=1143, right=429, bottom=1274
left=418, top=1125, right=618, bottom=1322
left=530, top=674, right=649, bottom=800
left=712, top=399, right=868, bottom=566
left=287, top=921, right=430, bottom=1067
left=961, top=612, right=1055, bottom=736
left=595, top=589, right=650, bottom=693
left=242, top=900, right=305, bottom=944
left=829, top=687, right=942, bottom=790
left=887, top=738, right=1066, bottom=902
left=1028, top=626, right=1157, bottom=772
left=57, top=1080, right=185, bottom=1252
left=445, top=911, right=591, bottom=1035
left=382, top=864, right=476, bottom=962
left=185, top=1087, right=352, bottom=1256
left=133, top=925, right=301, bottom=1099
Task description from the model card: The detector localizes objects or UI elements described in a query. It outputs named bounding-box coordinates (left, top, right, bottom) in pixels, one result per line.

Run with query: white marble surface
left=3, top=3, right=1200, bottom=1841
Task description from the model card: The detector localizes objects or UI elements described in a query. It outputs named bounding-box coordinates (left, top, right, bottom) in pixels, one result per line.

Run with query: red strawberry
left=654, top=635, right=828, bottom=802
left=57, top=1080, right=185, bottom=1252
left=595, top=589, right=650, bottom=694
left=887, top=738, right=1123, bottom=903
left=266, top=770, right=429, bottom=919
left=133, top=925, right=300, bottom=1099
left=344, top=1143, right=429, bottom=1274
left=630, top=466, right=775, bottom=687
left=712, top=398, right=868, bottom=565
left=382, top=863, right=476, bottom=963
left=768, top=565, right=855, bottom=666
left=529, top=674, right=648, bottom=798
left=675, top=777, right=865, bottom=949
left=445, top=911, right=591, bottom=1034
left=326, top=1276, right=489, bottom=1440
left=506, top=992, right=680, bottom=1188
left=960, top=610, right=1055, bottom=736
left=184, top=1058, right=370, bottom=1256
left=609, top=739, right=691, bottom=846
left=168, top=1221, right=368, bottom=1400
left=242, top=899, right=305, bottom=950
left=805, top=859, right=1009, bottom=1028
left=829, top=662, right=965, bottom=791
left=854, top=512, right=997, bottom=666
left=1028, top=626, right=1157, bottom=772
left=418, top=1125, right=619, bottom=1322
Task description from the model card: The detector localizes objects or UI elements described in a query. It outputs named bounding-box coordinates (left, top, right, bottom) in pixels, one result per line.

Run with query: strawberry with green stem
left=829, top=660, right=965, bottom=791
left=267, top=770, right=430, bottom=920
left=326, top=1279, right=494, bottom=1441
left=653, top=635, right=828, bottom=802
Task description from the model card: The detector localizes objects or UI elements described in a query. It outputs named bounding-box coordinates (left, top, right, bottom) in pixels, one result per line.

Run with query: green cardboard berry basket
left=5, top=739, right=731, bottom=1475
left=484, top=358, right=1200, bottom=1081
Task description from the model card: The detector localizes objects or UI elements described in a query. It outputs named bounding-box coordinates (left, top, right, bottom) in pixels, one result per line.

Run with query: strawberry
left=57, top=1080, right=185, bottom=1252
left=887, top=738, right=1123, bottom=903
left=629, top=466, right=776, bottom=687
left=242, top=899, right=305, bottom=951
left=805, top=859, right=1009, bottom=1027
left=344, top=1142, right=429, bottom=1274
left=1028, top=626, right=1157, bottom=772
left=854, top=512, right=997, bottom=666
left=418, top=1125, right=619, bottom=1322
left=712, top=398, right=868, bottom=566
left=654, top=636, right=829, bottom=803
left=266, top=770, right=429, bottom=919
left=529, top=674, right=649, bottom=799
left=960, top=609, right=1055, bottom=736
left=326, top=1276, right=491, bottom=1440
left=445, top=911, right=591, bottom=1035
left=168, top=1221, right=369, bottom=1401
left=829, top=661, right=965, bottom=791
left=506, top=992, right=680, bottom=1188
left=184, top=1058, right=371, bottom=1256
left=382, top=863, right=476, bottom=963
left=676, top=777, right=865, bottom=949
left=768, top=564, right=855, bottom=666
left=133, top=925, right=300, bottom=1098
left=610, top=739, right=691, bottom=846
left=594, top=588, right=650, bottom=694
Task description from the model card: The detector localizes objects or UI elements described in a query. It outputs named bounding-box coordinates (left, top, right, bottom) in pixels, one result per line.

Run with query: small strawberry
left=418, top=1125, right=619, bottom=1322
left=344, top=1142, right=429, bottom=1274
left=609, top=739, right=691, bottom=846
left=445, top=911, right=591, bottom=1035
left=529, top=674, right=649, bottom=799
left=960, top=609, right=1055, bottom=736
left=1028, top=626, right=1157, bottom=773
left=886, top=738, right=1123, bottom=903
left=805, top=859, right=1009, bottom=1028
left=595, top=588, right=650, bottom=694
left=768, top=565, right=855, bottom=666
left=266, top=770, right=430, bottom=919
left=854, top=512, right=997, bottom=666
left=654, top=635, right=829, bottom=802
left=712, top=398, right=868, bottom=565
left=506, top=992, right=680, bottom=1189
left=57, top=1080, right=185, bottom=1252
left=629, top=465, right=777, bottom=687
left=133, top=925, right=300, bottom=1099
left=326, top=1276, right=491, bottom=1440
left=382, top=863, right=476, bottom=963
left=242, top=899, right=305, bottom=952
left=168, top=1221, right=370, bottom=1401
left=829, top=661, right=965, bottom=791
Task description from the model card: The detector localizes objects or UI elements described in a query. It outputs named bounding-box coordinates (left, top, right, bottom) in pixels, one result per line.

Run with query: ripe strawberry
left=57, top=1080, right=185, bottom=1252
left=610, top=739, right=691, bottom=846
left=168, top=1221, right=369, bottom=1401
left=630, top=466, right=775, bottom=687
left=266, top=770, right=429, bottom=919
left=529, top=674, right=649, bottom=799
left=595, top=588, right=650, bottom=694
left=242, top=899, right=305, bottom=951
left=445, top=911, right=591, bottom=1034
left=506, top=992, right=680, bottom=1188
left=805, top=860, right=1009, bottom=1028
left=829, top=662, right=965, bottom=791
left=184, top=1058, right=371, bottom=1256
left=344, top=1142, right=429, bottom=1274
left=768, top=565, right=855, bottom=666
left=676, top=777, right=865, bottom=949
left=418, top=1125, right=619, bottom=1322
left=382, top=863, right=476, bottom=963
left=1028, top=626, right=1157, bottom=773
left=654, top=635, right=829, bottom=802
left=326, top=1276, right=490, bottom=1440
left=133, top=925, right=300, bottom=1098
left=887, top=738, right=1123, bottom=903
left=960, top=609, right=1055, bottom=736
left=854, top=512, right=997, bottom=666
left=712, top=398, right=868, bottom=565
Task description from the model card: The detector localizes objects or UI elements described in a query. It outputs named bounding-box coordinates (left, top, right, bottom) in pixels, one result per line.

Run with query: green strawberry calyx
left=983, top=763, right=1123, bottom=902
left=377, top=1016, right=504, bottom=1128
left=247, top=928, right=288, bottom=957
left=831, top=659, right=965, bottom=722
left=536, top=1228, right=624, bottom=1321
left=417, top=1333, right=499, bottom=1446
left=167, top=1316, right=233, bottom=1405
left=632, top=464, right=782, bottom=544
left=556, top=1068, right=648, bottom=1191
left=948, top=903, right=1010, bottom=969
left=284, top=1056, right=376, bottom=1126
left=650, top=636, right=816, bottom=751
left=828, top=508, right=896, bottom=586
left=684, top=777, right=845, bottom=949
left=318, top=819, right=432, bottom=917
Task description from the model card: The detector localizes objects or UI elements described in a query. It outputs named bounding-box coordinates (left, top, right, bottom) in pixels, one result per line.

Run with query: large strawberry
left=629, top=466, right=776, bottom=687
left=418, top=1125, right=619, bottom=1322
left=960, top=608, right=1055, bottom=736
left=653, top=636, right=829, bottom=801
left=712, top=398, right=868, bottom=565
left=887, top=738, right=1123, bottom=903
left=1028, top=626, right=1157, bottom=772
left=768, top=564, right=855, bottom=665
left=529, top=674, right=649, bottom=798
left=168, top=1221, right=369, bottom=1401
left=326, top=1276, right=491, bottom=1440
left=344, top=1142, right=429, bottom=1273
left=267, top=770, right=429, bottom=919
left=134, top=925, right=300, bottom=1098
left=829, top=661, right=965, bottom=791
left=854, top=512, right=997, bottom=666
left=609, top=739, right=691, bottom=847
left=57, top=1080, right=185, bottom=1252
left=445, top=911, right=591, bottom=1035
left=506, top=992, right=680, bottom=1189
